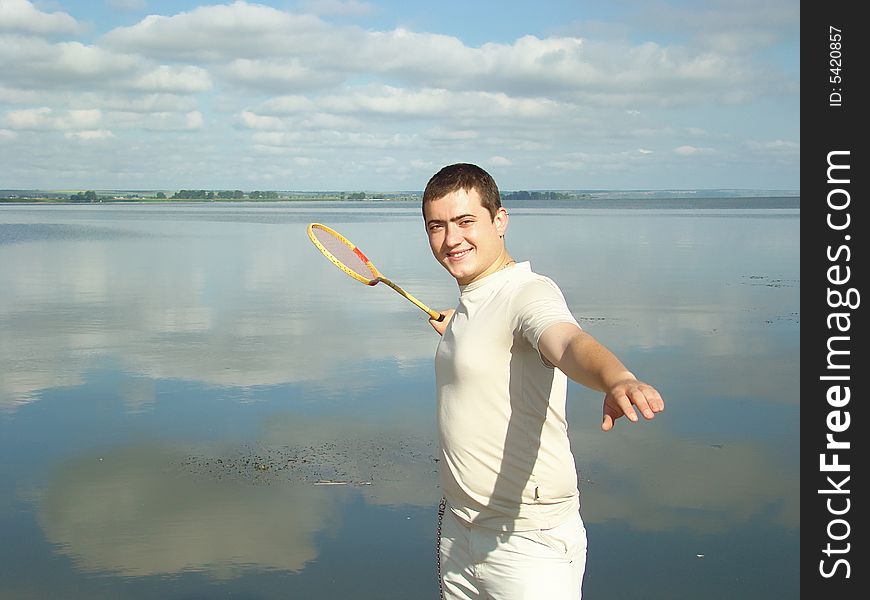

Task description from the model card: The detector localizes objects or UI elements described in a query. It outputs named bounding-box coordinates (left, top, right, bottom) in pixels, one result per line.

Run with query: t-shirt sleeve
left=511, top=277, right=580, bottom=353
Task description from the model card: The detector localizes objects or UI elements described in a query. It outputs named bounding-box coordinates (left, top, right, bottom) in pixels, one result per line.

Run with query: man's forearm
left=551, top=330, right=635, bottom=392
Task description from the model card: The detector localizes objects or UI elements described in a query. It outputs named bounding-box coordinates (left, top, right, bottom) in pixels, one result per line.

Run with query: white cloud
left=79, top=93, right=197, bottom=114
left=3, top=106, right=49, bottom=129
left=674, top=145, right=704, bottom=156
left=0, top=0, right=80, bottom=35
left=0, top=36, right=142, bottom=88
left=185, top=111, right=204, bottom=129
left=0, top=84, right=41, bottom=103
left=95, top=2, right=765, bottom=106
left=744, top=139, right=799, bottom=153
left=250, top=128, right=414, bottom=150
left=101, top=1, right=333, bottom=61
left=258, top=95, right=317, bottom=115
left=317, top=86, right=452, bottom=117
left=103, top=110, right=204, bottom=131
left=294, top=112, right=363, bottom=131
left=251, top=131, right=304, bottom=147
left=65, top=129, right=115, bottom=140
left=128, top=65, right=213, bottom=92
left=238, top=110, right=286, bottom=130
left=246, top=86, right=566, bottom=130
left=424, top=127, right=479, bottom=141
left=65, top=109, right=102, bottom=128
left=220, top=58, right=340, bottom=91
left=4, top=107, right=101, bottom=130
left=56, top=40, right=133, bottom=75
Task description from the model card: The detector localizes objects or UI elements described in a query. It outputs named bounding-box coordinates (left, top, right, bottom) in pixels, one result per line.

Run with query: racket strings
left=311, top=227, right=376, bottom=280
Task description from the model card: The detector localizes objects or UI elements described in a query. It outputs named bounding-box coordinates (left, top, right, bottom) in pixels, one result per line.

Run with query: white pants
left=438, top=506, right=587, bottom=600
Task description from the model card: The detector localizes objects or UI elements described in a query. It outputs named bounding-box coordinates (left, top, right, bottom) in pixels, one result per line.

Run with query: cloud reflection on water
left=34, top=413, right=442, bottom=578
left=30, top=403, right=798, bottom=581
left=0, top=217, right=443, bottom=410
left=37, top=445, right=336, bottom=577
left=569, top=426, right=799, bottom=533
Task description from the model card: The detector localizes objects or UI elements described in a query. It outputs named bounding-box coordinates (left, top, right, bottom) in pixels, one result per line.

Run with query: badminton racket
left=307, top=223, right=445, bottom=321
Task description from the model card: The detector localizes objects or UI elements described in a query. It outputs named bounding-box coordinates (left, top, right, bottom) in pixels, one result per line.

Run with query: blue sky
left=0, top=0, right=799, bottom=191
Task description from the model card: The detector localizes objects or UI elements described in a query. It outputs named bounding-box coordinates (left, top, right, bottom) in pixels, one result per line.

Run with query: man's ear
left=494, top=206, right=509, bottom=237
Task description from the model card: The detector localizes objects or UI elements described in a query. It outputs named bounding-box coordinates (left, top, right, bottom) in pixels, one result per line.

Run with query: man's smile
left=446, top=248, right=472, bottom=261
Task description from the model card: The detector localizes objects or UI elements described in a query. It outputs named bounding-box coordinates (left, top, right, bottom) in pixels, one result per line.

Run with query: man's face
left=423, top=188, right=508, bottom=285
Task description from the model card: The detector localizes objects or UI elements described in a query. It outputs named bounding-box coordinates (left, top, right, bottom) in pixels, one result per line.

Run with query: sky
left=0, top=0, right=800, bottom=192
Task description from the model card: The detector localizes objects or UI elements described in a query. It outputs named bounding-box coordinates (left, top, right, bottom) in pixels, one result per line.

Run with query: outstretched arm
left=537, top=322, right=664, bottom=431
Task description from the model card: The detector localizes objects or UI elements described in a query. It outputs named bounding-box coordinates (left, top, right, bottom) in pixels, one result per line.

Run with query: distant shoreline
left=0, top=197, right=356, bottom=204
left=1, top=197, right=801, bottom=212
left=1, top=189, right=800, bottom=206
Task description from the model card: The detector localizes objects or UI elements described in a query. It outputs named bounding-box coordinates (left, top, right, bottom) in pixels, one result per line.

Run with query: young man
left=423, top=163, right=664, bottom=600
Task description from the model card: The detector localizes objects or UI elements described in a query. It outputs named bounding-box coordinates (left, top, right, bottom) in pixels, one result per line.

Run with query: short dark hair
left=422, top=163, right=501, bottom=220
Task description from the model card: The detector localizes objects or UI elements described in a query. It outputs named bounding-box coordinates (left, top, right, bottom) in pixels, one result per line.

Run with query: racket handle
left=378, top=277, right=443, bottom=321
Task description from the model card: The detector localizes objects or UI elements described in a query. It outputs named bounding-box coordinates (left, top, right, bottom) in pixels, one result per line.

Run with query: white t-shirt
left=435, top=261, right=581, bottom=531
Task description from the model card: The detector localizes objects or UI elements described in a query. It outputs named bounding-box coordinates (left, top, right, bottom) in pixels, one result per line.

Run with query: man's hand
left=601, top=377, right=664, bottom=431
left=538, top=323, right=664, bottom=431
left=429, top=309, right=455, bottom=336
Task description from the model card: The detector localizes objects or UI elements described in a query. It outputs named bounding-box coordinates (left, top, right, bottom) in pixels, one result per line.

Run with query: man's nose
left=444, top=223, right=462, bottom=246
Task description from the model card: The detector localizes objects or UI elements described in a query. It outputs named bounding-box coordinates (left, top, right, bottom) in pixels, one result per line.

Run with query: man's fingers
left=628, top=388, right=656, bottom=419
left=616, top=392, right=639, bottom=422
left=603, top=394, right=637, bottom=429
left=633, top=386, right=664, bottom=418
left=602, top=383, right=664, bottom=431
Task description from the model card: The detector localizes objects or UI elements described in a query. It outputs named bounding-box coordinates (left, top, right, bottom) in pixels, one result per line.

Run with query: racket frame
left=307, top=223, right=444, bottom=321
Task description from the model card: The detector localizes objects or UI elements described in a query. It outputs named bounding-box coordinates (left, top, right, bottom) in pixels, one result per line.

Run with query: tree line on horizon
left=171, top=190, right=280, bottom=199
left=66, top=189, right=283, bottom=202
left=500, top=190, right=578, bottom=201
left=61, top=189, right=587, bottom=203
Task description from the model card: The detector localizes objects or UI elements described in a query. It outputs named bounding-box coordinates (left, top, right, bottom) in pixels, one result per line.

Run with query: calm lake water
left=0, top=198, right=799, bottom=599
